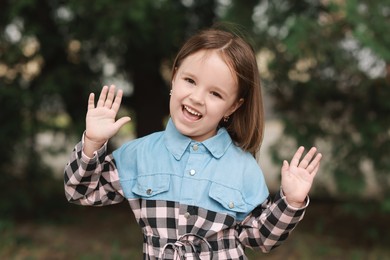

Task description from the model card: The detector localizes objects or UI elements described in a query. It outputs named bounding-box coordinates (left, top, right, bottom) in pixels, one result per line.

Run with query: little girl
left=64, top=26, right=322, bottom=259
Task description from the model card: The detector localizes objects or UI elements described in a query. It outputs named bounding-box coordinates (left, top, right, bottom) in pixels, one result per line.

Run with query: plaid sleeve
left=64, top=137, right=125, bottom=206
left=238, top=189, right=308, bottom=253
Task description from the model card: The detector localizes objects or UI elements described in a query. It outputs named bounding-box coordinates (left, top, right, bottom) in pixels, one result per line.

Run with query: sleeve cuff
left=278, top=188, right=310, bottom=210
left=81, top=131, right=108, bottom=162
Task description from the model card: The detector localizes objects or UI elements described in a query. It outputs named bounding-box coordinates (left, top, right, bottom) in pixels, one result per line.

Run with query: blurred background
left=1, top=0, right=389, bottom=259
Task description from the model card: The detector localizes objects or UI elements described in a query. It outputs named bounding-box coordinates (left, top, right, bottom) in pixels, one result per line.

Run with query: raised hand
left=281, top=146, right=322, bottom=208
left=84, top=85, right=131, bottom=156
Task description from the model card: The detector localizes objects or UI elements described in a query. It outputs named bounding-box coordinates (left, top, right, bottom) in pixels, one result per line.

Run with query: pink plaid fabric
left=64, top=141, right=307, bottom=259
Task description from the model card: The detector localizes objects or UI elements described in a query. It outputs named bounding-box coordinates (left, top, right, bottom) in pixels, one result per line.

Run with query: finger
left=97, top=85, right=109, bottom=107
left=104, top=85, right=116, bottom=108
left=306, top=153, right=322, bottom=174
left=298, top=147, right=317, bottom=168
left=87, top=93, right=95, bottom=110
left=310, top=162, right=321, bottom=178
left=111, top=88, right=123, bottom=113
left=290, top=146, right=305, bottom=167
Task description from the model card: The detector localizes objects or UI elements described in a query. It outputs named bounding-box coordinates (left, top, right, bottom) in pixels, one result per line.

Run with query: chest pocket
left=209, top=182, right=249, bottom=214
left=131, top=175, right=170, bottom=198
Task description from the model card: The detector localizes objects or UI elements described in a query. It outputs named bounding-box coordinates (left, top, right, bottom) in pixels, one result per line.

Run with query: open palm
left=85, top=85, right=131, bottom=144
left=281, top=146, right=322, bottom=207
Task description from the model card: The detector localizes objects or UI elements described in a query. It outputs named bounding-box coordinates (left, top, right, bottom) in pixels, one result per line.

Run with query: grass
left=1, top=200, right=389, bottom=259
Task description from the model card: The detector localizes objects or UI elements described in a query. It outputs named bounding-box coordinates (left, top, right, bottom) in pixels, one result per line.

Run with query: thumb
left=281, top=160, right=289, bottom=174
left=114, top=116, right=131, bottom=130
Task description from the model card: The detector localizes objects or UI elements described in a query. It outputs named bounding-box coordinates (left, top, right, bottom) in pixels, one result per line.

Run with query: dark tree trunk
left=132, top=64, right=170, bottom=137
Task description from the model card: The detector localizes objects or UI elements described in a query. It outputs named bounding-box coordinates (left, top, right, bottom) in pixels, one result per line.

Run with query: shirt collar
left=164, top=118, right=233, bottom=160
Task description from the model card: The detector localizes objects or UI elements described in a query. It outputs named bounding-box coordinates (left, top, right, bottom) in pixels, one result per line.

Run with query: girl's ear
left=226, top=98, right=244, bottom=117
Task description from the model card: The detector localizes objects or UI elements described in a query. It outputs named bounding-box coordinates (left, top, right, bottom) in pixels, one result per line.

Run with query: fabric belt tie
left=160, top=233, right=213, bottom=260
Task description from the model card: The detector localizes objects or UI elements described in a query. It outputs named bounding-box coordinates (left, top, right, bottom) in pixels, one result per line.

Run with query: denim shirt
left=113, top=118, right=269, bottom=221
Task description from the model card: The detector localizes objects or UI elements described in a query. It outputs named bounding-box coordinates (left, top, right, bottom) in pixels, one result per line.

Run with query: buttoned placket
left=178, top=142, right=203, bottom=234
left=178, top=204, right=194, bottom=236
left=181, top=143, right=202, bottom=195
left=187, top=142, right=200, bottom=177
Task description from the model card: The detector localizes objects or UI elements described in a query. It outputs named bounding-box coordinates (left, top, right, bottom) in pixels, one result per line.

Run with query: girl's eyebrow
left=180, top=70, right=197, bottom=79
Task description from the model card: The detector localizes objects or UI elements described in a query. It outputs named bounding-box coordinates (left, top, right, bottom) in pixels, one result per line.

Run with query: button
left=184, top=212, right=190, bottom=219
left=146, top=189, right=153, bottom=195
left=193, top=144, right=199, bottom=151
left=228, top=202, right=235, bottom=209
left=189, top=169, right=196, bottom=176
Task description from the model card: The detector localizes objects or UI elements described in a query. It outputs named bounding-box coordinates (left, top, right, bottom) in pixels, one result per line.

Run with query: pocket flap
left=209, top=182, right=248, bottom=213
left=132, top=175, right=170, bottom=197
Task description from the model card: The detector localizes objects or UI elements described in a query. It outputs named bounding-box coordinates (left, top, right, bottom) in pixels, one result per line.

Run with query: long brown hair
left=171, top=25, right=264, bottom=156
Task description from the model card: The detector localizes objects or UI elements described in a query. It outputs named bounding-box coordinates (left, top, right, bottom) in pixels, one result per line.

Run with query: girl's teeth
left=184, top=106, right=201, bottom=116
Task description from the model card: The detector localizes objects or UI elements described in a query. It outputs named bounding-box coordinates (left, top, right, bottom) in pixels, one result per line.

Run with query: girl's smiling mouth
left=183, top=105, right=203, bottom=120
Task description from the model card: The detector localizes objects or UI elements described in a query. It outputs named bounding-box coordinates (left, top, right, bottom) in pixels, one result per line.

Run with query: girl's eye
left=210, top=91, right=222, bottom=98
left=184, top=77, right=195, bottom=85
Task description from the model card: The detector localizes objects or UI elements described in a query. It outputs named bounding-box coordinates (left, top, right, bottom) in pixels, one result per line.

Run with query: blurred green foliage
left=1, top=0, right=389, bottom=218
left=233, top=0, right=390, bottom=210
left=0, top=0, right=218, bottom=217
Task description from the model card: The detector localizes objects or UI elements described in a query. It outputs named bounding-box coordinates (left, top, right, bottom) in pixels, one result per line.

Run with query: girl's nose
left=189, top=88, right=205, bottom=105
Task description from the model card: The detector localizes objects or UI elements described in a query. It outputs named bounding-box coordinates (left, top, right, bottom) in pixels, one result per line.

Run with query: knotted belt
left=160, top=233, right=213, bottom=259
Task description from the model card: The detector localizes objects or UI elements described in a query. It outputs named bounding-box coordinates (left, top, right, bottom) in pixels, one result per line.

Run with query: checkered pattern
left=64, top=141, right=307, bottom=259
left=64, top=142, right=124, bottom=206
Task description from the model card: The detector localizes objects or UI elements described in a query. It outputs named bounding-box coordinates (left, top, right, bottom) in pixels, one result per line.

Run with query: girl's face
left=170, top=50, right=243, bottom=142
